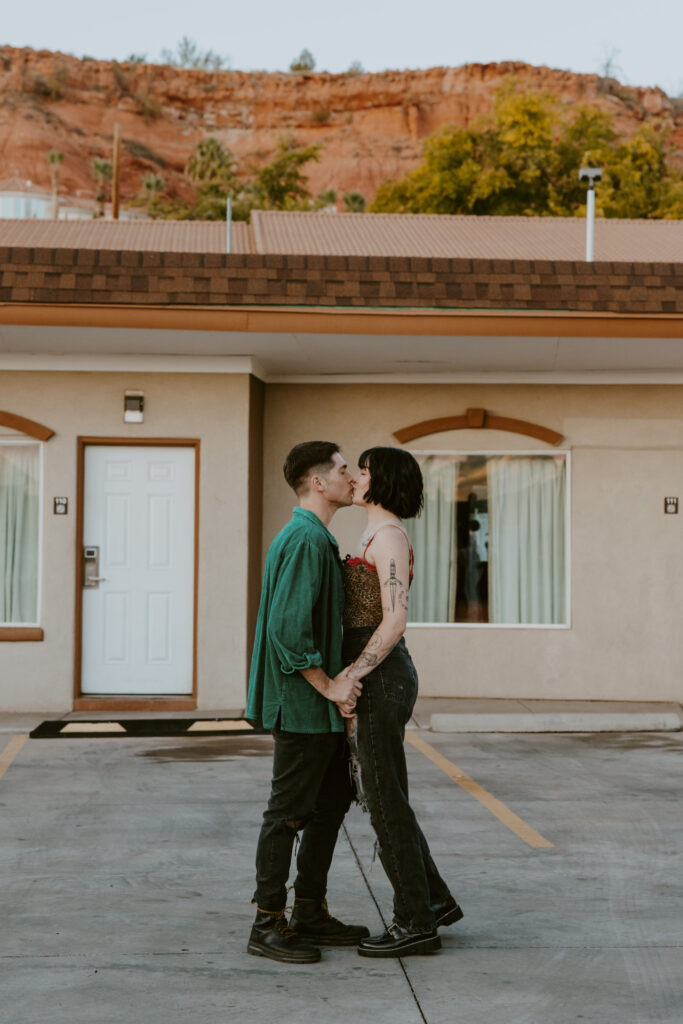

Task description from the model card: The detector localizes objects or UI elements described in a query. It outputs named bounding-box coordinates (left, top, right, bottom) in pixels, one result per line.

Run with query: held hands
left=328, top=665, right=362, bottom=718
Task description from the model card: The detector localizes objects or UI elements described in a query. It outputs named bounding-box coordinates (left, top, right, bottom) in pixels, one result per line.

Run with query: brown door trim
left=74, top=437, right=200, bottom=712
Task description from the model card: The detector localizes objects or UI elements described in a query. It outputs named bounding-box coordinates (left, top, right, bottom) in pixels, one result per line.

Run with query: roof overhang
left=2, top=303, right=683, bottom=381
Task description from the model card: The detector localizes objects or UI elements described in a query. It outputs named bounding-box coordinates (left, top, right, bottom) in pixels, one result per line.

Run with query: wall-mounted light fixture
left=124, top=390, right=144, bottom=423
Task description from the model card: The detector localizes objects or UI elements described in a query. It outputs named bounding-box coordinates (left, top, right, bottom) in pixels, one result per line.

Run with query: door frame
left=73, top=437, right=200, bottom=712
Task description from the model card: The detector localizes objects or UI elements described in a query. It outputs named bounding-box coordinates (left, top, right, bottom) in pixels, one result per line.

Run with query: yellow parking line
left=0, top=734, right=29, bottom=782
left=406, top=731, right=554, bottom=849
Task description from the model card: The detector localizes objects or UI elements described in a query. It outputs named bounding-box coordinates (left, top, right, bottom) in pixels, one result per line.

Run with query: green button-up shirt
left=246, top=507, right=345, bottom=733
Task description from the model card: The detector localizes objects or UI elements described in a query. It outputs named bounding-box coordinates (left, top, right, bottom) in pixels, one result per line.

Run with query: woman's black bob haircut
left=358, top=447, right=423, bottom=519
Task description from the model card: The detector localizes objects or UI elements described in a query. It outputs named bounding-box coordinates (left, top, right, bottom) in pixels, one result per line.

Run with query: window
left=0, top=442, right=41, bottom=625
left=406, top=452, right=568, bottom=626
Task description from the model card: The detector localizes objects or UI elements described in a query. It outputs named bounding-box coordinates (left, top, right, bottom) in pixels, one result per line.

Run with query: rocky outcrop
left=1, top=46, right=680, bottom=210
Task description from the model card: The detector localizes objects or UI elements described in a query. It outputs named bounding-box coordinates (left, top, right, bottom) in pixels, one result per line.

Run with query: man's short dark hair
left=358, top=447, right=424, bottom=519
left=283, top=441, right=341, bottom=494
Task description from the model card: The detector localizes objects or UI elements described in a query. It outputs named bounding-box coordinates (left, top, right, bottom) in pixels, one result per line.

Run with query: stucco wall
left=262, top=383, right=683, bottom=702
left=0, top=371, right=251, bottom=712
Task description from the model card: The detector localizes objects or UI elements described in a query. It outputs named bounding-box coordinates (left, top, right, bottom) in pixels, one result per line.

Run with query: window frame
left=407, top=448, right=571, bottom=630
left=0, top=438, right=44, bottom=629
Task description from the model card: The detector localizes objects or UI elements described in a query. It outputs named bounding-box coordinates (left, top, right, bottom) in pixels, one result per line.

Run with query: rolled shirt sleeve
left=266, top=539, right=325, bottom=675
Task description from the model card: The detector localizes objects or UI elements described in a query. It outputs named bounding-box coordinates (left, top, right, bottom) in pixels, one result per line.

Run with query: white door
left=81, top=446, right=195, bottom=695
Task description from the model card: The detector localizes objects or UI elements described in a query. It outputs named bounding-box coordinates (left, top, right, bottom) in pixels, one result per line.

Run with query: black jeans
left=253, top=727, right=353, bottom=912
left=344, top=627, right=453, bottom=932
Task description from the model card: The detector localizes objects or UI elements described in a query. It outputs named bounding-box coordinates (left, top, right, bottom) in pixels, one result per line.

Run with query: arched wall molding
left=393, top=408, right=564, bottom=447
left=0, top=411, right=55, bottom=441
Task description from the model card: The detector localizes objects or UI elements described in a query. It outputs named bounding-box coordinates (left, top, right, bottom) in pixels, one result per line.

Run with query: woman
left=336, top=446, right=463, bottom=958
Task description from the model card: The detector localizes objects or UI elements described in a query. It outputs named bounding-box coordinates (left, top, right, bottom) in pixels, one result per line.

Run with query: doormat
left=30, top=719, right=264, bottom=739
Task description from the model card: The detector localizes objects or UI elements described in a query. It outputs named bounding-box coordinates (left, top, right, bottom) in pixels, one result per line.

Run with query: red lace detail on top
left=346, top=524, right=414, bottom=581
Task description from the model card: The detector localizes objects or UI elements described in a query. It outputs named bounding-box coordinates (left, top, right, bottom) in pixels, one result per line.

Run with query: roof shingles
left=1, top=247, right=682, bottom=313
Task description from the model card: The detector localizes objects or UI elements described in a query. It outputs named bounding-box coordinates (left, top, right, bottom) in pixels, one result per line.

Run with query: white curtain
left=488, top=456, right=566, bottom=624
left=405, top=456, right=458, bottom=622
left=0, top=444, right=40, bottom=624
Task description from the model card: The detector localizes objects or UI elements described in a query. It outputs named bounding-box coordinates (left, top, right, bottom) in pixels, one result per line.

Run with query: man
left=246, top=441, right=369, bottom=964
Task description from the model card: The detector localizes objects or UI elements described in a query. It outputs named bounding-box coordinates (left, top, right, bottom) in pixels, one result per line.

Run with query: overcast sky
left=4, top=0, right=683, bottom=97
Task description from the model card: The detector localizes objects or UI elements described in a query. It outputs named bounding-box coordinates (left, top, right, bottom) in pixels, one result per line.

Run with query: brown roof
left=0, top=219, right=254, bottom=253
left=250, top=211, right=683, bottom=261
left=0, top=211, right=681, bottom=261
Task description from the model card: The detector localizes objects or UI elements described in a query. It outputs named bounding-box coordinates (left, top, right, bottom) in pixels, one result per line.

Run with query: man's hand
left=299, top=665, right=362, bottom=715
left=335, top=701, right=357, bottom=720
left=328, top=666, right=362, bottom=711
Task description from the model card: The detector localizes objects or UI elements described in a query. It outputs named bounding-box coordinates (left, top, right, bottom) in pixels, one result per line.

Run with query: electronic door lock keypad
left=82, top=546, right=107, bottom=588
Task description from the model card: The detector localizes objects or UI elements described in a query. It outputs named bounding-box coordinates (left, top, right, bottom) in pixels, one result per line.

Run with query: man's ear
left=309, top=472, right=324, bottom=494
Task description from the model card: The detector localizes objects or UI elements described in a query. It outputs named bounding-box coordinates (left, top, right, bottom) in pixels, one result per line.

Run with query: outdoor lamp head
left=579, top=167, right=603, bottom=184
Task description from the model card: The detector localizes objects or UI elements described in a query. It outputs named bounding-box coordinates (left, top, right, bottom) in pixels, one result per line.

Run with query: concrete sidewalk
left=1, top=727, right=682, bottom=1023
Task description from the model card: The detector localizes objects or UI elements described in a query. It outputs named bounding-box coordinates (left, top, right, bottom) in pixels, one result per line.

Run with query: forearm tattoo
left=349, top=627, right=397, bottom=679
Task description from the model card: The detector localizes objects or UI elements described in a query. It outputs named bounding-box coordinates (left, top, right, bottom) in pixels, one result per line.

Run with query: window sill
left=407, top=622, right=570, bottom=630
left=0, top=627, right=44, bottom=641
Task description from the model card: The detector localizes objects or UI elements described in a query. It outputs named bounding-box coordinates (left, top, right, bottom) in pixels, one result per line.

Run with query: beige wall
left=0, top=371, right=252, bottom=712
left=263, top=383, right=683, bottom=702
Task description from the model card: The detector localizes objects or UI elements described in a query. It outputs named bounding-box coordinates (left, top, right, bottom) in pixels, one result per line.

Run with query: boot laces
left=258, top=907, right=297, bottom=938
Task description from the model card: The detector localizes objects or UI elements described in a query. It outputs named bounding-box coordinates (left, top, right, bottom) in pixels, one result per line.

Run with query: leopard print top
left=342, top=559, right=383, bottom=628
left=342, top=525, right=414, bottom=628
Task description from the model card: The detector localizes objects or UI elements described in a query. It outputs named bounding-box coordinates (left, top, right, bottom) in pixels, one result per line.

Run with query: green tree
left=599, top=127, right=683, bottom=218
left=160, top=36, right=229, bottom=71
left=343, top=191, right=366, bottom=212
left=313, top=188, right=336, bottom=209
left=184, top=137, right=244, bottom=219
left=92, top=159, right=113, bottom=218
left=146, top=134, right=323, bottom=221
left=186, top=137, right=239, bottom=190
left=142, top=172, right=166, bottom=198
left=370, top=81, right=683, bottom=219
left=250, top=136, right=320, bottom=210
left=46, top=148, right=64, bottom=220
left=289, top=49, right=315, bottom=73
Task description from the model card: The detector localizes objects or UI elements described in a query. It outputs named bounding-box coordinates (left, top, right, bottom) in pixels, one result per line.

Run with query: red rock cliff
left=1, top=46, right=680, bottom=208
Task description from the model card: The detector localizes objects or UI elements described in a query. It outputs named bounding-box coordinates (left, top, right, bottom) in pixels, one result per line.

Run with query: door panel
left=81, top=445, right=195, bottom=695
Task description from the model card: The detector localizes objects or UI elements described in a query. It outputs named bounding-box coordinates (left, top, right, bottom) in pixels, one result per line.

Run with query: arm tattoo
left=383, top=559, right=404, bottom=613
left=349, top=627, right=398, bottom=679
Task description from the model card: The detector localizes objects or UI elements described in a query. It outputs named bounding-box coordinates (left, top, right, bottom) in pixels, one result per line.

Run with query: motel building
left=0, top=211, right=682, bottom=717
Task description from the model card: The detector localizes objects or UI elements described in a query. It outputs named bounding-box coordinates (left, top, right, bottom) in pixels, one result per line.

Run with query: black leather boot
left=358, top=921, right=441, bottom=958
left=432, top=897, right=464, bottom=929
left=289, top=897, right=370, bottom=947
left=247, top=908, right=321, bottom=964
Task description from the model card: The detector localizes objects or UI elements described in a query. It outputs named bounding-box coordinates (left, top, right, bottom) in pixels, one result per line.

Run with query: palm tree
left=142, top=173, right=166, bottom=202
left=46, top=149, right=64, bottom=219
left=92, top=159, right=113, bottom=218
left=185, top=138, right=238, bottom=190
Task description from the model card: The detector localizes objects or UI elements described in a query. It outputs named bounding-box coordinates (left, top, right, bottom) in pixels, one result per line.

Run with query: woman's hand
left=327, top=666, right=362, bottom=712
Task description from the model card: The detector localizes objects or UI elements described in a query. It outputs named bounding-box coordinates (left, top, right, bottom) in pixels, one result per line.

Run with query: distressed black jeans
left=344, top=627, right=453, bottom=932
left=253, top=727, right=353, bottom=912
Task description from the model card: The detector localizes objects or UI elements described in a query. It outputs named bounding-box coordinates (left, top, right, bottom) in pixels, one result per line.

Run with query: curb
left=430, top=712, right=683, bottom=733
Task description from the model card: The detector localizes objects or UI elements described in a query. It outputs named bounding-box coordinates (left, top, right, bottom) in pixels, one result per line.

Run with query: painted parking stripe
left=0, top=734, right=29, bottom=782
left=405, top=731, right=554, bottom=849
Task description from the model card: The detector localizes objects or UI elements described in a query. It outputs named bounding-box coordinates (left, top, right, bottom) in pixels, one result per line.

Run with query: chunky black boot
left=358, top=921, right=441, bottom=958
left=247, top=908, right=321, bottom=964
left=289, top=897, right=370, bottom=947
left=431, top=897, right=464, bottom=929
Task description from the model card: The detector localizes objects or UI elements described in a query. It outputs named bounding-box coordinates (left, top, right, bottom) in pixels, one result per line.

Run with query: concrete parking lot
left=1, top=725, right=681, bottom=1024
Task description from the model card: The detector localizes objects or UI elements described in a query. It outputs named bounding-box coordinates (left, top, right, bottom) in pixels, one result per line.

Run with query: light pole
left=579, top=167, right=602, bottom=262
